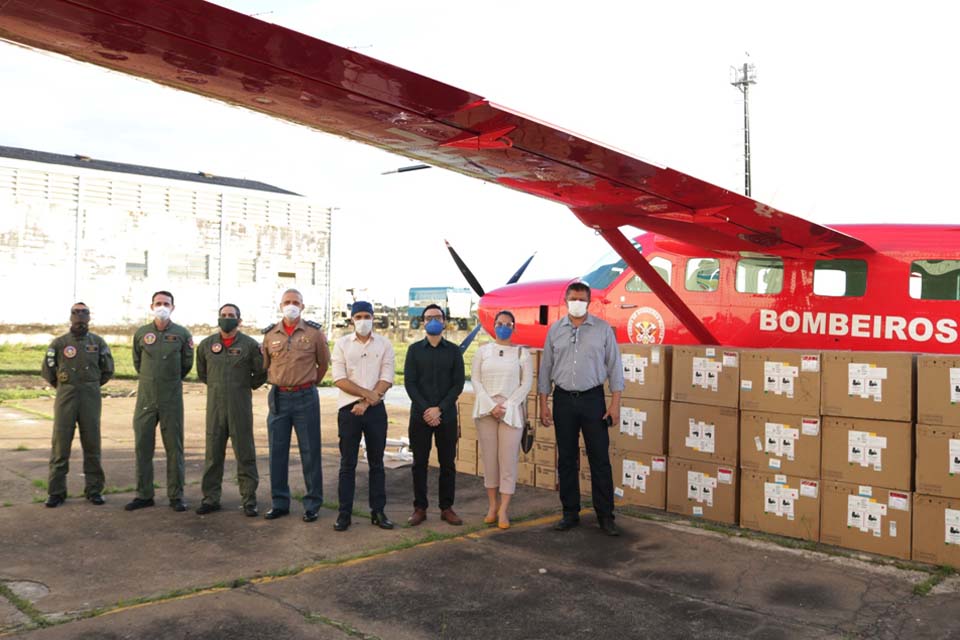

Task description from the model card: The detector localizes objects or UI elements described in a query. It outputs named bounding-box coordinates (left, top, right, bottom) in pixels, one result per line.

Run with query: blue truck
left=407, top=286, right=473, bottom=329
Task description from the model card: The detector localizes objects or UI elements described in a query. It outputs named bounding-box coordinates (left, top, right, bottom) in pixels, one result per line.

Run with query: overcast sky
left=1, top=0, right=957, bottom=307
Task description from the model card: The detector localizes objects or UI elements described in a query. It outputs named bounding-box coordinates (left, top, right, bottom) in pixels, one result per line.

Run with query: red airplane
left=2, top=1, right=958, bottom=353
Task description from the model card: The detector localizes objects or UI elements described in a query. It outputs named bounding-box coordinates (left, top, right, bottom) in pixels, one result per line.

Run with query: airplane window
left=580, top=242, right=641, bottom=290
left=684, top=258, right=720, bottom=292
left=625, top=256, right=672, bottom=292
left=909, top=260, right=960, bottom=300
left=813, top=259, right=867, bottom=297
left=735, top=256, right=783, bottom=294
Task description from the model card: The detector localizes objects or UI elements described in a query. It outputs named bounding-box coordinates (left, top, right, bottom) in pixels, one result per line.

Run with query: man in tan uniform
left=262, top=288, right=330, bottom=522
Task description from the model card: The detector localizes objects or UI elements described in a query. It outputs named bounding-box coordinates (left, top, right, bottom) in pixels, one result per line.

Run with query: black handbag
left=520, top=347, right=534, bottom=454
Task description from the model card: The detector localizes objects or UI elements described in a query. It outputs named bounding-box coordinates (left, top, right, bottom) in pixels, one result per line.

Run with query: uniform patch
left=298, top=336, right=311, bottom=344
left=63, top=345, right=77, bottom=359
left=85, top=344, right=99, bottom=353
left=58, top=372, right=69, bottom=383
left=46, top=349, right=55, bottom=357
left=227, top=347, right=242, bottom=356
left=164, top=334, right=180, bottom=343
left=144, top=333, right=157, bottom=345
left=211, top=343, right=223, bottom=353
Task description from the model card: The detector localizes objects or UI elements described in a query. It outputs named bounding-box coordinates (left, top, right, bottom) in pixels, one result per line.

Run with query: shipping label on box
left=620, top=407, right=647, bottom=440
left=847, top=430, right=887, bottom=471
left=692, top=357, right=723, bottom=392
left=764, top=481, right=800, bottom=519
left=763, top=362, right=799, bottom=398
left=821, top=417, right=911, bottom=491
left=947, top=509, right=960, bottom=545
left=848, top=363, right=888, bottom=401
left=685, top=419, right=716, bottom=454
left=847, top=494, right=888, bottom=537
left=622, top=353, right=648, bottom=386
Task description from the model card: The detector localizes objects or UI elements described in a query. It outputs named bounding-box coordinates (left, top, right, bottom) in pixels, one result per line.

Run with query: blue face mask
left=495, top=325, right=513, bottom=341
left=425, top=319, right=444, bottom=336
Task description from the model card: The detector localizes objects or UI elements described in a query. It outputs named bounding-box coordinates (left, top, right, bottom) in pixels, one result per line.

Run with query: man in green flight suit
left=195, top=303, right=267, bottom=517
left=40, top=302, right=115, bottom=507
left=125, top=290, right=194, bottom=512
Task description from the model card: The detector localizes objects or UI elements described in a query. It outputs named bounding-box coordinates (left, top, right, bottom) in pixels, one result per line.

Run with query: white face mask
left=354, top=318, right=373, bottom=336
left=566, top=299, right=588, bottom=318
left=282, top=304, right=301, bottom=321
left=153, top=306, right=171, bottom=321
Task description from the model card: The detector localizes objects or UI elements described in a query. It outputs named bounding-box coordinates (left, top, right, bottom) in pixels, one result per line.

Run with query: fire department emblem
left=211, top=343, right=223, bottom=353
left=144, top=333, right=157, bottom=345
left=627, top=307, right=665, bottom=345
left=63, top=345, right=77, bottom=359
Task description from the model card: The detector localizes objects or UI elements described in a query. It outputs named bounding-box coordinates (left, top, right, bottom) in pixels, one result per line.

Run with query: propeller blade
left=506, top=252, right=536, bottom=285
left=445, top=240, right=485, bottom=297
left=459, top=324, right=483, bottom=352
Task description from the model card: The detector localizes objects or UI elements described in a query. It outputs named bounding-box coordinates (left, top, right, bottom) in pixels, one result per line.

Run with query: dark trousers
left=337, top=402, right=387, bottom=515
left=409, top=414, right=457, bottom=510
left=267, top=386, right=323, bottom=512
left=553, top=386, right=614, bottom=520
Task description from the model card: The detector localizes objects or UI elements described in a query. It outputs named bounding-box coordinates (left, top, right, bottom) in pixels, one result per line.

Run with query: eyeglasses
left=71, top=309, right=90, bottom=316
left=423, top=315, right=444, bottom=322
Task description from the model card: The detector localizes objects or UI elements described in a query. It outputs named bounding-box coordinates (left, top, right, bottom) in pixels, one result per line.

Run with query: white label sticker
left=754, top=435, right=763, bottom=452
left=949, top=368, right=960, bottom=403
left=774, top=473, right=787, bottom=484
left=651, top=348, right=661, bottom=365
left=741, top=379, right=753, bottom=390
left=848, top=495, right=887, bottom=534
left=686, top=419, right=716, bottom=454
left=691, top=357, right=722, bottom=392
left=888, top=492, right=910, bottom=511
left=800, top=480, right=819, bottom=498
left=801, top=354, right=820, bottom=372
left=848, top=363, right=887, bottom=401
left=622, top=459, right=637, bottom=490
left=764, top=482, right=799, bottom=519
left=801, top=418, right=820, bottom=437
left=769, top=457, right=782, bottom=469
left=946, top=509, right=960, bottom=545
left=705, top=348, right=716, bottom=357
left=723, top=351, right=738, bottom=368
left=763, top=361, right=799, bottom=398
left=718, top=468, right=734, bottom=485
left=614, top=487, right=624, bottom=498
left=621, top=353, right=636, bottom=383
left=635, top=357, right=648, bottom=385
left=692, top=506, right=704, bottom=516
left=652, top=457, right=666, bottom=472
left=889, top=520, right=897, bottom=538
left=858, top=485, right=873, bottom=498
left=950, top=439, right=960, bottom=475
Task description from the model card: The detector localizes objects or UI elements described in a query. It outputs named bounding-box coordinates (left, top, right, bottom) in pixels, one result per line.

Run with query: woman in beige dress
left=471, top=310, right=533, bottom=528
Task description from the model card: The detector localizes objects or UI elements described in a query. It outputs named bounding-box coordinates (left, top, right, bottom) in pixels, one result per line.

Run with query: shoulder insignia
left=261, top=323, right=276, bottom=335
left=305, top=320, right=322, bottom=330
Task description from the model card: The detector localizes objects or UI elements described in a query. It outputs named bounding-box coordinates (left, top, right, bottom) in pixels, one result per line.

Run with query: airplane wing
left=0, top=0, right=869, bottom=259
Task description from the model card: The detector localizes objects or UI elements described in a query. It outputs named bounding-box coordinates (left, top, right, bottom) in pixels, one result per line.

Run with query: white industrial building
left=0, top=146, right=332, bottom=331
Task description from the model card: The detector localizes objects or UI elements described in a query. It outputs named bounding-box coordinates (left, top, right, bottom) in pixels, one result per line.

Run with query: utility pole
left=730, top=60, right=757, bottom=197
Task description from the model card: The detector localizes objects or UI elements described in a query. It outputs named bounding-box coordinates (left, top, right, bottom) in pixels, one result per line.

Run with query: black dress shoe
left=333, top=513, right=351, bottom=531
left=86, top=494, right=105, bottom=505
left=303, top=510, right=319, bottom=523
left=169, top=499, right=188, bottom=512
left=243, top=505, right=259, bottom=517
left=44, top=495, right=65, bottom=508
left=553, top=516, right=580, bottom=531
left=598, top=518, right=620, bottom=537
left=195, top=503, right=220, bottom=515
left=264, top=508, right=289, bottom=520
left=124, top=498, right=155, bottom=511
left=371, top=511, right=394, bottom=530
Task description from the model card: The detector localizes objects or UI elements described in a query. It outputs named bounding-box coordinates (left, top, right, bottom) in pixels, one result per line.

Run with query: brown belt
left=277, top=382, right=315, bottom=392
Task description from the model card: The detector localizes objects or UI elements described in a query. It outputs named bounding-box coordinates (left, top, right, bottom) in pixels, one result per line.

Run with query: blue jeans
left=267, top=386, right=323, bottom=511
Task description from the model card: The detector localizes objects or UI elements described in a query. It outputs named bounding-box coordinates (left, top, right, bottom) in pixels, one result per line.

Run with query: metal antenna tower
left=730, top=59, right=758, bottom=197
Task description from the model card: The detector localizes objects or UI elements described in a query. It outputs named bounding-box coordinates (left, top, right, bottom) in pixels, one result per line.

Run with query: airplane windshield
left=580, top=243, right=641, bottom=290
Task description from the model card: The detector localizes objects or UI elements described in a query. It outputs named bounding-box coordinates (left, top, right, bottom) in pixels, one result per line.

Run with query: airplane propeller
left=444, top=240, right=536, bottom=352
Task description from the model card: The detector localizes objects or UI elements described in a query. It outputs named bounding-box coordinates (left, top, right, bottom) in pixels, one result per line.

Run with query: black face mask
left=218, top=318, right=239, bottom=333
left=70, top=322, right=89, bottom=337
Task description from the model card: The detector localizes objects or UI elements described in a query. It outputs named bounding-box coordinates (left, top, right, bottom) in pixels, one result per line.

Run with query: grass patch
left=31, top=496, right=44, bottom=504
left=913, top=566, right=956, bottom=596
left=31, top=479, right=48, bottom=491
left=0, top=388, right=56, bottom=402
left=0, top=582, right=51, bottom=628
left=2, top=502, right=11, bottom=507
left=305, top=612, right=381, bottom=639
left=5, top=404, right=54, bottom=420
left=101, top=485, right=136, bottom=495
left=14, top=444, right=29, bottom=451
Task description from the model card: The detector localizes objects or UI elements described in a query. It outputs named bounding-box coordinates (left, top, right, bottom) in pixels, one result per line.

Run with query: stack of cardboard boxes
left=666, top=346, right=741, bottom=524
left=609, top=345, right=671, bottom=509
left=454, top=391, right=479, bottom=475
left=738, top=350, right=824, bottom=542
left=913, top=355, right=960, bottom=567
left=818, top=352, right=915, bottom=560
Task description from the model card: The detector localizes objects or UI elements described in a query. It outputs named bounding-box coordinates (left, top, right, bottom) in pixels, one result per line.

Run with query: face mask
left=282, top=304, right=301, bottom=321
left=566, top=300, right=588, bottom=318
left=218, top=318, right=239, bottom=333
left=70, top=322, right=89, bottom=337
left=153, top=306, right=171, bottom=321
left=354, top=318, right=373, bottom=336
left=425, top=319, right=444, bottom=336
left=494, top=325, right=513, bottom=341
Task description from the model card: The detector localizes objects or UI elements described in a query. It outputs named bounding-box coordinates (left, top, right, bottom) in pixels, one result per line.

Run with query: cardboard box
left=457, top=458, right=478, bottom=475
left=668, top=402, right=739, bottom=466
left=519, top=445, right=535, bottom=464
left=579, top=470, right=592, bottom=496
left=821, top=417, right=912, bottom=491
left=456, top=439, right=477, bottom=464
left=915, top=423, right=960, bottom=498
left=740, top=411, right=821, bottom=478
left=739, top=349, right=822, bottom=416
left=458, top=403, right=478, bottom=440
left=739, top=470, right=820, bottom=541
left=614, top=397, right=668, bottom=456
left=428, top=447, right=439, bottom=468
left=517, top=462, right=536, bottom=487
left=535, top=465, right=557, bottom=491
left=819, top=481, right=912, bottom=560
left=911, top=494, right=960, bottom=568
left=614, top=344, right=672, bottom=400
left=820, top=351, right=914, bottom=422
left=666, top=457, right=739, bottom=525
left=533, top=442, right=556, bottom=467
left=917, top=355, right=960, bottom=427
left=579, top=447, right=588, bottom=473
left=670, top=346, right=740, bottom=409
left=611, top=449, right=667, bottom=510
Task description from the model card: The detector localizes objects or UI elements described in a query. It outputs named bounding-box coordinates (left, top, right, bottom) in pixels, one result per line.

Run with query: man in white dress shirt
left=330, top=301, right=396, bottom=532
